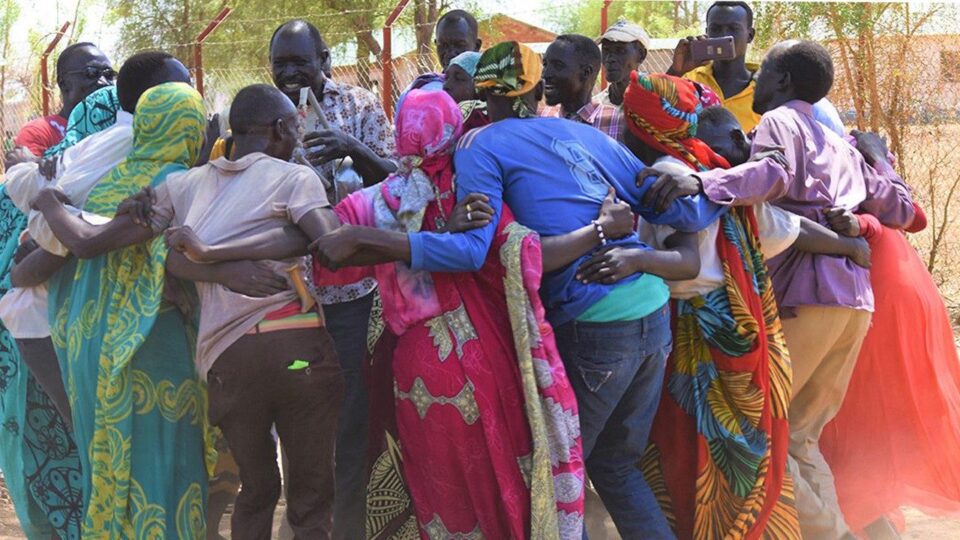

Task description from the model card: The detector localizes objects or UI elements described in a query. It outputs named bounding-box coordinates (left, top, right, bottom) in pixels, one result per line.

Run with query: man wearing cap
left=540, top=34, right=624, bottom=141
left=596, top=20, right=650, bottom=107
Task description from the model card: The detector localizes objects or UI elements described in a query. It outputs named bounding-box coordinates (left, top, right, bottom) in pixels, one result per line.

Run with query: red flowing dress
left=820, top=207, right=960, bottom=532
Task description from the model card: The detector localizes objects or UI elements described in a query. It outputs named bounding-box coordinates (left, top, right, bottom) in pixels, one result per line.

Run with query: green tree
left=549, top=0, right=704, bottom=40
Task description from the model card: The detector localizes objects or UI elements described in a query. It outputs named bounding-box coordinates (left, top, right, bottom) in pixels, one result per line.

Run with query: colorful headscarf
left=448, top=51, right=482, bottom=77
left=623, top=71, right=730, bottom=172
left=64, top=81, right=206, bottom=535
left=475, top=41, right=542, bottom=118
left=43, top=85, right=121, bottom=158
left=381, top=89, right=463, bottom=233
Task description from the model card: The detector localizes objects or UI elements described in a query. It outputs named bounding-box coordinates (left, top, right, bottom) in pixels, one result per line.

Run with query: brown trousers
left=782, top=306, right=872, bottom=540
left=207, top=327, right=344, bottom=540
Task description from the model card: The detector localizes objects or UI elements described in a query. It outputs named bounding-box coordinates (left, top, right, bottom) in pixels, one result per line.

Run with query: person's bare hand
left=164, top=226, right=210, bottom=262
left=843, top=236, right=872, bottom=269
left=303, top=129, right=357, bottom=166
left=669, top=35, right=709, bottom=76
left=597, top=187, right=634, bottom=239
left=825, top=207, right=860, bottom=237
left=639, top=167, right=702, bottom=214
left=4, top=146, right=38, bottom=169
left=442, top=193, right=494, bottom=233
left=38, top=156, right=59, bottom=180
left=222, top=260, right=290, bottom=297
left=575, top=246, right=642, bottom=284
left=114, top=187, right=156, bottom=227
left=309, top=224, right=361, bottom=271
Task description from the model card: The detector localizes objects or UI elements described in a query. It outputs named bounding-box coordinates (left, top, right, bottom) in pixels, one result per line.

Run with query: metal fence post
left=195, top=7, right=233, bottom=97
left=382, top=0, right=411, bottom=118
left=40, top=22, right=70, bottom=116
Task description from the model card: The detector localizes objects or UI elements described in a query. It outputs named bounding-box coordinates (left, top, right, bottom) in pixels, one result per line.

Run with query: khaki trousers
left=782, top=306, right=872, bottom=540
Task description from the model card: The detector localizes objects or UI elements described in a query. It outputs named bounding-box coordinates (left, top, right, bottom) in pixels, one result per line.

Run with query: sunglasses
left=65, top=66, right=117, bottom=82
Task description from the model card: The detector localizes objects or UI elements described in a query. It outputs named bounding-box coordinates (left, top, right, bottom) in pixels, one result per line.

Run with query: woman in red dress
left=821, top=200, right=960, bottom=538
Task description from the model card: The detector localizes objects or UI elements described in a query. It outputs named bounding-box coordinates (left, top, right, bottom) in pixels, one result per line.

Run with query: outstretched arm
left=165, top=225, right=311, bottom=263
left=32, top=189, right=154, bottom=259
left=541, top=187, right=636, bottom=273
left=165, top=250, right=290, bottom=298
left=793, top=217, right=871, bottom=269
left=576, top=231, right=701, bottom=284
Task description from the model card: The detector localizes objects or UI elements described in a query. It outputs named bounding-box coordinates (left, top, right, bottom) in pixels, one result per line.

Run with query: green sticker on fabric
left=288, top=360, right=310, bottom=370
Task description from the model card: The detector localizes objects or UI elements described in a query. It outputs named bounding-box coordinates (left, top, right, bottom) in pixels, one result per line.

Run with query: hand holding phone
left=690, top=36, right=736, bottom=63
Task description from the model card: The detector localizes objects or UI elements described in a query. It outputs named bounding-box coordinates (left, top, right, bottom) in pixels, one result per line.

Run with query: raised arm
left=32, top=189, right=154, bottom=259
left=852, top=131, right=915, bottom=229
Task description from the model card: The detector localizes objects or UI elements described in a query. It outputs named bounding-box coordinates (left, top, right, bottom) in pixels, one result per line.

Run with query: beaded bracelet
left=591, top=219, right=608, bottom=246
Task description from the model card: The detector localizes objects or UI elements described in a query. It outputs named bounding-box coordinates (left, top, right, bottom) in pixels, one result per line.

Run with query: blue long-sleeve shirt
left=409, top=117, right=725, bottom=326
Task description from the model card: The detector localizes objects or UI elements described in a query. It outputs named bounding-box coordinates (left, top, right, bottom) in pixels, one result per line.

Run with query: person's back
left=450, top=116, right=721, bottom=326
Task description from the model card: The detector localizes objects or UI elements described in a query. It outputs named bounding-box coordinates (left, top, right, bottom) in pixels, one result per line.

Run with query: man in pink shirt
left=641, top=40, right=914, bottom=539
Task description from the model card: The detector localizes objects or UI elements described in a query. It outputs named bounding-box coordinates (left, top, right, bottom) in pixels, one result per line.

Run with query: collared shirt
left=540, top=100, right=625, bottom=142
left=408, top=118, right=725, bottom=326
left=698, top=100, right=915, bottom=315
left=684, top=61, right=762, bottom=132
left=302, top=77, right=394, bottom=305
left=150, top=152, right=331, bottom=378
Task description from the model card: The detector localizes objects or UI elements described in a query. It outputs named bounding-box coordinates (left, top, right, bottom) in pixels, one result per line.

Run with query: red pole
left=40, top=22, right=70, bottom=116
left=600, top=0, right=613, bottom=91
left=382, top=0, right=411, bottom=117
left=194, top=6, right=233, bottom=97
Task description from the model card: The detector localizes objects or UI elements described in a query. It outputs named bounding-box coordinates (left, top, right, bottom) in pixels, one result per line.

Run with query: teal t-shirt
left=576, top=273, right=670, bottom=323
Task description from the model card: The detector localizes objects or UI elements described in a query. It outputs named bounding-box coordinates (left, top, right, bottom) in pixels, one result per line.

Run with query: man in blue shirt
left=312, top=42, right=723, bottom=539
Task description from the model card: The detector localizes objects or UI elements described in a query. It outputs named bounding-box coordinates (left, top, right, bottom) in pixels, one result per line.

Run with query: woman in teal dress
left=38, top=82, right=212, bottom=538
left=0, top=85, right=121, bottom=539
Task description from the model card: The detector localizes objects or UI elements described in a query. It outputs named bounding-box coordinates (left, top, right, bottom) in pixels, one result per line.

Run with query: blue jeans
left=554, top=304, right=675, bottom=540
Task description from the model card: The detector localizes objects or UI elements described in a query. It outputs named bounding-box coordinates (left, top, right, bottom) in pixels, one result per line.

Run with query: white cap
left=598, top=20, right=651, bottom=49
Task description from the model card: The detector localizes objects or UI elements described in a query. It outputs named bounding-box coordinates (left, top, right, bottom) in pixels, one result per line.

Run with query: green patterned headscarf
left=43, top=85, right=121, bottom=158
left=474, top=41, right=542, bottom=118
left=60, top=81, right=206, bottom=535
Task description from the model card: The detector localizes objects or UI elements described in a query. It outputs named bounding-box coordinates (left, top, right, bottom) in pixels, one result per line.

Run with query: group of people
left=1, top=2, right=959, bottom=540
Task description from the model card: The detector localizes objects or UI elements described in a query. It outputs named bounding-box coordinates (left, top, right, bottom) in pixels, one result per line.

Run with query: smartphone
left=690, top=36, right=736, bottom=63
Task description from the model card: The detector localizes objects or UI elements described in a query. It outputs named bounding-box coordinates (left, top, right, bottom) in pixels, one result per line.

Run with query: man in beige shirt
left=29, top=84, right=344, bottom=539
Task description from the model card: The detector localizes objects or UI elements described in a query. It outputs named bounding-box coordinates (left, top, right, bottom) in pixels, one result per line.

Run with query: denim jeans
left=554, top=304, right=675, bottom=540
left=324, top=293, right=373, bottom=540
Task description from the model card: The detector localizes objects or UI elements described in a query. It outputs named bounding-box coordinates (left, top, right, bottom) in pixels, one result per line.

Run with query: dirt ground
left=1, top=477, right=959, bottom=539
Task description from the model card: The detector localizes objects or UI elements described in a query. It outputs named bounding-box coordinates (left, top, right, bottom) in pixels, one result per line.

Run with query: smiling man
left=540, top=34, right=624, bottom=141
left=270, top=19, right=395, bottom=189
left=269, top=18, right=395, bottom=540
left=12, top=42, right=113, bottom=158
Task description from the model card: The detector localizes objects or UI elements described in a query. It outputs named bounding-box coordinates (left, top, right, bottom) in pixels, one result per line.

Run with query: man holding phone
left=668, top=1, right=847, bottom=137
left=667, top=1, right=760, bottom=131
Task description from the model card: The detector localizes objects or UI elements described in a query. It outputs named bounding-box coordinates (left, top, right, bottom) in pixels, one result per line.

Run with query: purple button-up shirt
left=698, top=100, right=915, bottom=315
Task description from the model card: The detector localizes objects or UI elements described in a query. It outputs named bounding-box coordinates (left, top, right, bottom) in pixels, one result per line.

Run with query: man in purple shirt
left=640, top=40, right=914, bottom=540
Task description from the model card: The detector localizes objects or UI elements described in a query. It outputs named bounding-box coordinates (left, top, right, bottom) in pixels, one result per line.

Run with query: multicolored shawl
left=631, top=73, right=800, bottom=539
left=325, top=90, right=584, bottom=539
left=49, top=82, right=211, bottom=538
left=474, top=41, right=542, bottom=118
left=623, top=71, right=730, bottom=172
left=43, top=86, right=120, bottom=158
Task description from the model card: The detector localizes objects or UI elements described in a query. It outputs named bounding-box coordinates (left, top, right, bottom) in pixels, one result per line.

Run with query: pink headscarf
left=381, top=89, right=464, bottom=232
